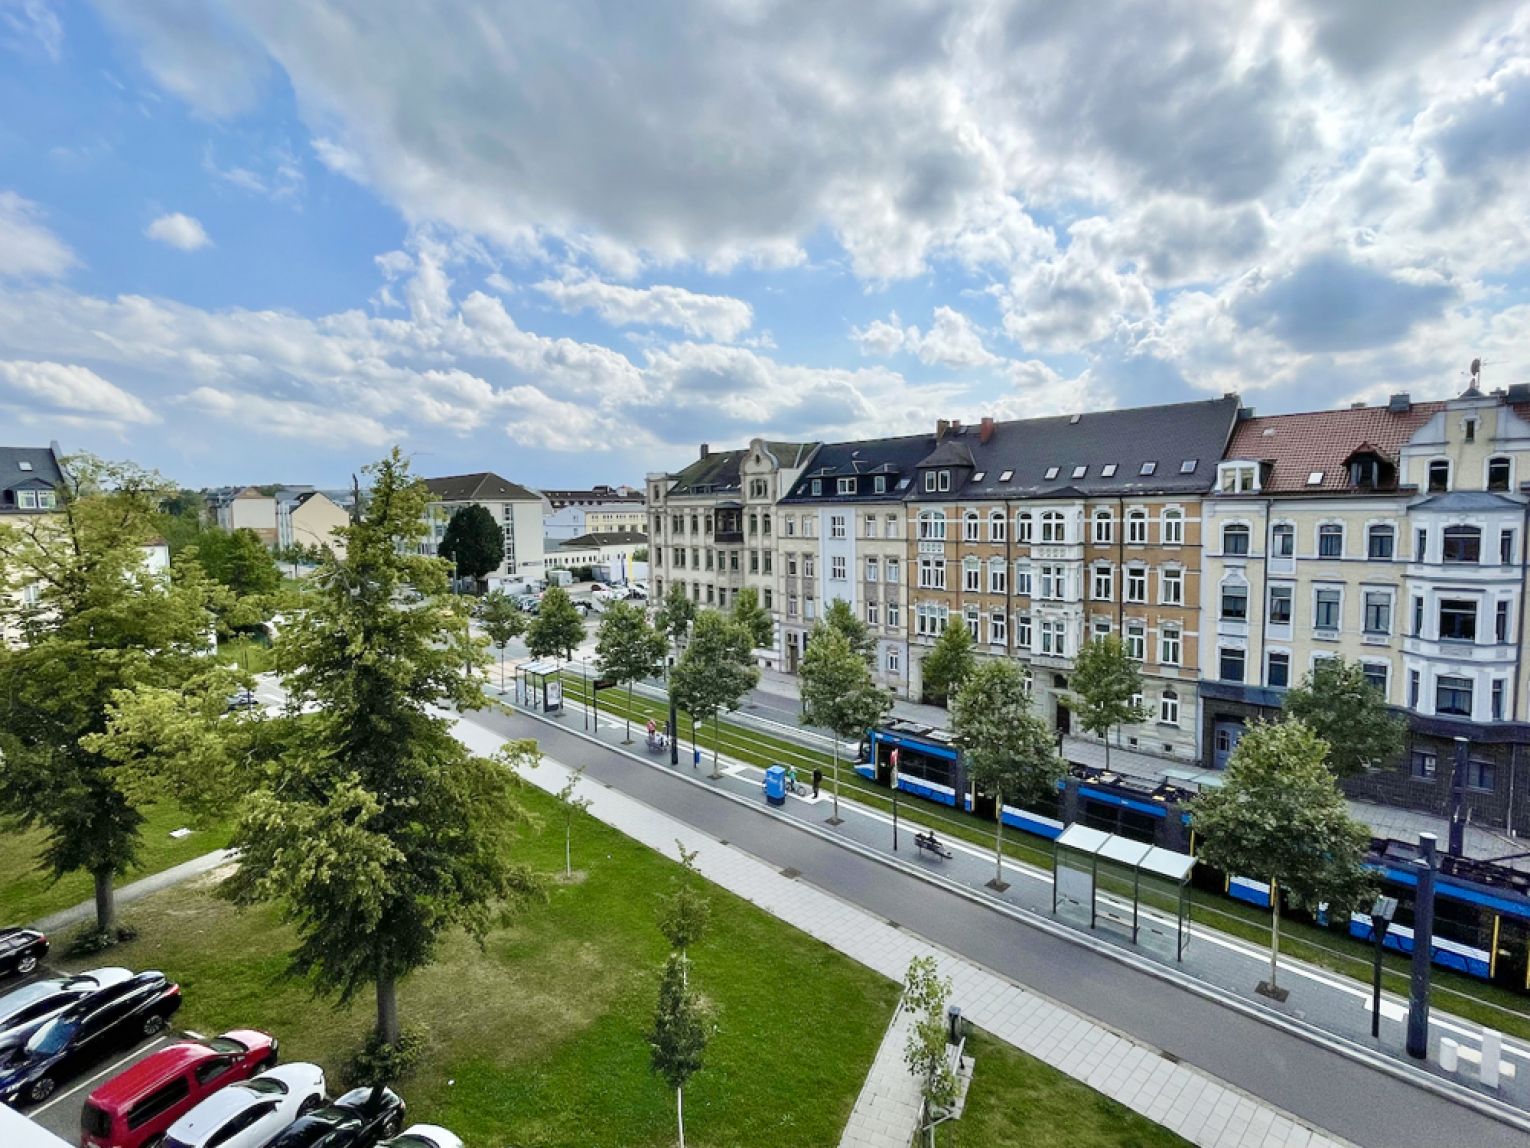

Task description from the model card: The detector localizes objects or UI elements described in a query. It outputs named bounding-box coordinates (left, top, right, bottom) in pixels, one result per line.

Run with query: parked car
left=378, top=1124, right=462, bottom=1148
left=162, top=1062, right=326, bottom=1148
left=0, top=968, right=132, bottom=1054
left=82, top=1029, right=279, bottom=1148
left=264, top=1085, right=406, bottom=1148
left=0, top=927, right=50, bottom=979
left=0, top=970, right=181, bottom=1106
left=225, top=690, right=259, bottom=713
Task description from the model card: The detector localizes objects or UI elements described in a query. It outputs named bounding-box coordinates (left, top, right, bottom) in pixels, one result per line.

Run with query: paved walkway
left=447, top=707, right=1355, bottom=1148
left=30, top=849, right=237, bottom=933
left=838, top=1005, right=925, bottom=1148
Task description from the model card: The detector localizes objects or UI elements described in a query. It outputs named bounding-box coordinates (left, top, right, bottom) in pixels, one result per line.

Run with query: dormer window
left=1464, top=417, right=1477, bottom=443
left=1488, top=457, right=1511, bottom=492
left=874, top=475, right=887, bottom=494
left=1044, top=466, right=1060, bottom=480
left=837, top=477, right=855, bottom=495
left=17, top=490, right=38, bottom=509
left=1218, top=463, right=1258, bottom=494
left=938, top=470, right=951, bottom=492
left=924, top=471, right=936, bottom=493
left=811, top=479, right=822, bottom=496
left=1428, top=460, right=1449, bottom=492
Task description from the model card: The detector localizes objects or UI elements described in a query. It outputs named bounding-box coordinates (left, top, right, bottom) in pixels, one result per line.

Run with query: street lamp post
left=667, top=655, right=679, bottom=767
left=891, top=747, right=901, bottom=852
left=1368, top=895, right=1398, bottom=1039
left=1406, top=833, right=1439, bottom=1059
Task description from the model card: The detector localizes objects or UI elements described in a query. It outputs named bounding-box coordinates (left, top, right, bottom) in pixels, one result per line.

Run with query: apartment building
left=903, top=398, right=1242, bottom=759
left=421, top=471, right=545, bottom=579
left=210, top=486, right=279, bottom=546
left=1, top=444, right=66, bottom=645
left=541, top=485, right=646, bottom=541
left=777, top=435, right=932, bottom=691
left=646, top=440, right=815, bottom=651
left=1201, top=383, right=1530, bottom=832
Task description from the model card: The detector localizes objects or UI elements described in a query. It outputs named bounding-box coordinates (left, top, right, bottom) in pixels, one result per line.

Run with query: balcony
left=714, top=529, right=744, bottom=544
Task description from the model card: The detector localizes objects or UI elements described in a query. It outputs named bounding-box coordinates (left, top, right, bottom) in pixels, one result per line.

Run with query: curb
left=503, top=701, right=1530, bottom=1137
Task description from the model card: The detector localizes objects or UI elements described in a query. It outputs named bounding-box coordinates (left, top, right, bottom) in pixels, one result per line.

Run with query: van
left=81, top=1030, right=277, bottom=1148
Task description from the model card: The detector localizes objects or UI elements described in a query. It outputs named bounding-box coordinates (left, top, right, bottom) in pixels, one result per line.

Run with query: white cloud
left=0, top=190, right=77, bottom=278
left=1, top=0, right=62, bottom=60
left=851, top=306, right=1001, bottom=369
left=0, top=359, right=156, bottom=424
left=181, top=386, right=396, bottom=447
left=534, top=273, right=753, bottom=342
left=145, top=212, right=212, bottom=251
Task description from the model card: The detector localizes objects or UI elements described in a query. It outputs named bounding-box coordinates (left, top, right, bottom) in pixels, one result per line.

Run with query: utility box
left=764, top=765, right=787, bottom=806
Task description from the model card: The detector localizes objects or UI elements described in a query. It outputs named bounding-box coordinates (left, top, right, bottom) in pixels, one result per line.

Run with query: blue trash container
left=764, top=764, right=786, bottom=806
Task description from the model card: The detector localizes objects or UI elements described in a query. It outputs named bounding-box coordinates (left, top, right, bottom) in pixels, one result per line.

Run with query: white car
left=379, top=1124, right=463, bottom=1148
left=164, top=1062, right=326, bottom=1148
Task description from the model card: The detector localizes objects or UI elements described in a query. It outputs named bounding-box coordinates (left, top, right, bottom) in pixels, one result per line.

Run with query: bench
left=914, top=832, right=953, bottom=860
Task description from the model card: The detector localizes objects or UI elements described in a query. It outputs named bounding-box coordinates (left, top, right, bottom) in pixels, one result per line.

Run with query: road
left=468, top=702, right=1525, bottom=1148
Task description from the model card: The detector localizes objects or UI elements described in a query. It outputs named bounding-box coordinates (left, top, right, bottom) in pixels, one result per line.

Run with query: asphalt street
left=469, top=702, right=1526, bottom=1148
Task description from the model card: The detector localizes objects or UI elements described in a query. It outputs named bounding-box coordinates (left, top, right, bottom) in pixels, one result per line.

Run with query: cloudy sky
left=3, top=1, right=1530, bottom=489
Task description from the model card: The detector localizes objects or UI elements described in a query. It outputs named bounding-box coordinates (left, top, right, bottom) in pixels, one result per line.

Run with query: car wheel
left=28, top=1076, right=56, bottom=1104
left=17, top=954, right=38, bottom=975
left=142, top=1013, right=168, bottom=1037
left=382, top=1113, right=402, bottom=1138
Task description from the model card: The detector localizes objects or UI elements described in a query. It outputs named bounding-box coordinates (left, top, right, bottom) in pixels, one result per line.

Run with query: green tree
left=649, top=952, right=707, bottom=1148
left=730, top=586, right=774, bottom=650
left=1282, top=656, right=1406, bottom=778
left=154, top=489, right=207, bottom=556
left=437, top=503, right=505, bottom=585
left=0, top=456, right=220, bottom=934
left=920, top=623, right=975, bottom=707
left=657, top=844, right=712, bottom=962
left=476, top=590, right=526, bottom=693
left=220, top=450, right=540, bottom=1047
left=654, top=582, right=697, bottom=657
left=800, top=624, right=893, bottom=823
left=952, top=660, right=1064, bottom=890
left=670, top=610, right=759, bottom=775
left=902, top=956, right=957, bottom=1146
left=526, top=585, right=586, bottom=663
left=823, top=597, right=876, bottom=666
left=553, top=768, right=592, bottom=879
left=595, top=601, right=667, bottom=742
left=631, top=546, right=649, bottom=563
left=196, top=526, right=282, bottom=599
left=1193, top=720, right=1374, bottom=997
left=1065, top=636, right=1150, bottom=771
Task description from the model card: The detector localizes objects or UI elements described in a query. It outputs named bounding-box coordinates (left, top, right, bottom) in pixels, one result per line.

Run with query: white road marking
left=31, top=1035, right=170, bottom=1116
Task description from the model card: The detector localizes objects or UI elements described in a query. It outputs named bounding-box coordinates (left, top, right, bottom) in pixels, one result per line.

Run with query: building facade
left=541, top=485, right=646, bottom=541
left=421, top=472, right=545, bottom=579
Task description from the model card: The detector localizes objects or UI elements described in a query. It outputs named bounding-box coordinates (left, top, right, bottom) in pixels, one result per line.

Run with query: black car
left=0, top=970, right=182, bottom=1106
left=265, top=1085, right=406, bottom=1148
left=0, top=927, right=49, bottom=979
left=0, top=968, right=133, bottom=1053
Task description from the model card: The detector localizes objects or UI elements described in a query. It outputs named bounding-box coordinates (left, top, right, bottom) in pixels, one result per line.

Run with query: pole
left=1406, top=833, right=1438, bottom=1059
left=892, top=769, right=900, bottom=851
left=1371, top=921, right=1386, bottom=1039
left=1449, top=736, right=1468, bottom=857
left=668, top=656, right=679, bottom=766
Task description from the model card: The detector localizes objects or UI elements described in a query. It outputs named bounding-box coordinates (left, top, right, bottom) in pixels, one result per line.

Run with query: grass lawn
left=945, top=1029, right=1190, bottom=1148
left=0, top=803, right=233, bottom=926
left=217, top=635, right=275, bottom=674
left=59, top=783, right=901, bottom=1148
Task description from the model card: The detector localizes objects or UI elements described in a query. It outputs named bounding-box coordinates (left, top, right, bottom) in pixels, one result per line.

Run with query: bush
left=341, top=1025, right=430, bottom=1087
left=66, top=924, right=139, bottom=956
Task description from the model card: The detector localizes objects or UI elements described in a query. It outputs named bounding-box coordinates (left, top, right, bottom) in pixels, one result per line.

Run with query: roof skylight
left=998, top=470, right=1014, bottom=482
left=1101, top=464, right=1117, bottom=477
left=1179, top=460, right=1197, bottom=474
left=1307, top=471, right=1324, bottom=486
left=1044, top=466, right=1060, bottom=480
left=971, top=471, right=986, bottom=482
left=1072, top=465, right=1087, bottom=478
left=1140, top=461, right=1157, bottom=476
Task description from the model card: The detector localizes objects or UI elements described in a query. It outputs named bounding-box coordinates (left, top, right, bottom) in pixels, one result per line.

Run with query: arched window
left=1159, top=688, right=1179, bottom=726
left=1428, top=459, right=1450, bottom=493
left=1367, top=524, right=1394, bottom=560
left=918, top=510, right=947, bottom=541
left=1161, top=508, right=1183, bottom=545
left=1093, top=509, right=1114, bottom=544
left=1443, top=525, right=1482, bottom=564
left=1127, top=508, right=1147, bottom=544
left=1016, top=512, right=1033, bottom=543
left=988, top=556, right=1007, bottom=594
left=1040, top=511, right=1066, bottom=543
left=963, top=510, right=980, bottom=542
left=1222, top=523, right=1250, bottom=555
left=1488, top=456, right=1512, bottom=492
left=963, top=555, right=981, bottom=592
left=989, top=510, right=1007, bottom=542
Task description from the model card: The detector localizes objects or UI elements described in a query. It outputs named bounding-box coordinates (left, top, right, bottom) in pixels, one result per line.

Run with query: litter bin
left=947, top=1005, right=963, bottom=1044
left=764, top=764, right=787, bottom=806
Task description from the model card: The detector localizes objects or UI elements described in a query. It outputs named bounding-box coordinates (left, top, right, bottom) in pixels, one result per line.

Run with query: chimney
left=936, top=419, right=951, bottom=439
left=699, top=443, right=710, bottom=459
left=1350, top=401, right=1367, bottom=410
left=1387, top=393, right=1411, bottom=414
left=979, top=416, right=995, bottom=445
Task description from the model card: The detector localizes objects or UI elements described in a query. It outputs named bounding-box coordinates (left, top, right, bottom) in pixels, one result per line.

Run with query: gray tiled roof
left=781, top=433, right=934, bottom=503
left=666, top=441, right=816, bottom=497
left=909, top=397, right=1242, bottom=501
left=423, top=472, right=540, bottom=502
left=0, top=445, right=64, bottom=514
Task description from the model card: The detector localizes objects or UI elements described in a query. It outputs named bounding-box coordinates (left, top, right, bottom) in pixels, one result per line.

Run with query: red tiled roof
left=1225, top=403, right=1445, bottom=493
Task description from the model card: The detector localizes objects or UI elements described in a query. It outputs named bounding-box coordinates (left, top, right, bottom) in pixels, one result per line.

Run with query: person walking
left=811, top=767, right=823, bottom=798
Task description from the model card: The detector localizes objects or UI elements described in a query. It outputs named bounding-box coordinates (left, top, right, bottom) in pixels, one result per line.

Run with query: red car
left=81, top=1029, right=278, bottom=1148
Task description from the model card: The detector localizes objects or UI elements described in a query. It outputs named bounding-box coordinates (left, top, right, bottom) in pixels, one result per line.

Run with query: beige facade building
left=286, top=491, right=350, bottom=558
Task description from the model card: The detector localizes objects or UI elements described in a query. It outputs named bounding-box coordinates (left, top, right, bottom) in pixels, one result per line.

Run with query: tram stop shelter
left=1051, top=824, right=1196, bottom=961
left=516, top=659, right=564, bottom=713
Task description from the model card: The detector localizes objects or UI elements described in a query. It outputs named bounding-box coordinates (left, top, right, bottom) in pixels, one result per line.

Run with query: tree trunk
left=93, top=869, right=116, bottom=935
left=499, top=646, right=506, bottom=694
left=831, top=739, right=841, bottom=823
left=625, top=681, right=634, bottom=743
left=676, top=1084, right=686, bottom=1148
left=565, top=822, right=573, bottom=878
left=709, top=713, right=721, bottom=778
left=1103, top=727, right=1110, bottom=771
left=992, top=787, right=1005, bottom=889
left=1269, top=890, right=1281, bottom=993
left=376, top=972, right=400, bottom=1047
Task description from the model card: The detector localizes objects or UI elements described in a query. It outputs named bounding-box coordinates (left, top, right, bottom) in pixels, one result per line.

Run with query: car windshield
left=0, top=983, right=57, bottom=1019
left=205, top=1037, right=248, bottom=1055
left=241, top=1077, right=289, bottom=1096
left=26, top=1016, right=78, bottom=1055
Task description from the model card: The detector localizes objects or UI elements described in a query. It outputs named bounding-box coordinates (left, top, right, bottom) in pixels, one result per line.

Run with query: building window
left=918, top=558, right=946, bottom=590
left=1409, top=669, right=1421, bottom=708
left=1127, top=510, right=1147, bottom=544
left=886, top=558, right=900, bottom=584
left=1428, top=460, right=1449, bottom=492
left=749, top=550, right=760, bottom=573
left=1160, top=627, right=1181, bottom=665
left=1272, top=523, right=1294, bottom=557
left=1222, top=523, right=1250, bottom=555
left=1367, top=525, right=1394, bottom=559
left=990, top=512, right=1007, bottom=542
left=964, top=511, right=981, bottom=542
left=1161, top=509, right=1183, bottom=545
left=803, top=556, right=815, bottom=577
left=1436, top=675, right=1473, bottom=717
left=1016, top=613, right=1032, bottom=647
left=1161, top=568, right=1183, bottom=605
left=867, top=601, right=879, bottom=625
left=964, top=607, right=980, bottom=639
left=1219, top=647, right=1245, bottom=682
left=1362, top=663, right=1388, bottom=698
left=1040, top=511, right=1066, bottom=543
left=918, top=511, right=947, bottom=541
left=989, top=559, right=1007, bottom=594
left=1439, top=598, right=1477, bottom=642
left=964, top=557, right=981, bottom=592
left=1159, top=688, right=1179, bottom=726
left=1269, top=584, right=1292, bottom=624
left=811, top=479, right=822, bottom=496
left=1092, top=565, right=1113, bottom=600
left=1267, top=650, right=1290, bottom=688
left=786, top=555, right=797, bottom=576
left=1314, top=588, right=1341, bottom=631
left=924, top=471, right=936, bottom=492
left=837, top=477, right=855, bottom=495
left=887, top=602, right=900, bottom=628
left=1093, top=511, right=1114, bottom=545
left=784, top=516, right=796, bottom=537
left=1039, top=564, right=1066, bottom=600
left=989, top=611, right=1007, bottom=645
left=1014, top=562, right=1031, bottom=596
left=1500, top=529, right=1515, bottom=565
left=886, top=513, right=899, bottom=537
left=762, top=513, right=771, bottom=535
left=1219, top=463, right=1257, bottom=493
left=887, top=646, right=899, bottom=674
left=764, top=588, right=773, bottom=608
left=831, top=514, right=846, bottom=539
left=1125, top=621, right=1145, bottom=660
left=1496, top=599, right=1510, bottom=642
left=1125, top=565, right=1146, bottom=602
left=1317, top=524, right=1343, bottom=558
left=875, top=476, right=888, bottom=495
left=1221, top=582, right=1248, bottom=620
left=1443, top=525, right=1481, bottom=564
left=1411, top=751, right=1436, bottom=780
left=1092, top=616, right=1111, bottom=639
left=1016, top=513, right=1033, bottom=542
left=864, top=515, right=877, bottom=538
left=866, top=558, right=879, bottom=582
left=1470, top=758, right=1497, bottom=791
left=1363, top=591, right=1392, bottom=635
left=1492, top=679, right=1506, bottom=721
left=1488, top=456, right=1511, bottom=492
left=831, top=556, right=847, bottom=581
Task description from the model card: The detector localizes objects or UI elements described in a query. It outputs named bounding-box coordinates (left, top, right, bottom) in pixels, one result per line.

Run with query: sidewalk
left=485, top=677, right=1530, bottom=1119
left=838, top=1006, right=926, bottom=1148
left=30, top=849, right=237, bottom=933
left=447, top=707, right=1355, bottom=1148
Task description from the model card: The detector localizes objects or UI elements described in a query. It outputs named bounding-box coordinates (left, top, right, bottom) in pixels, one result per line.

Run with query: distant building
left=284, top=491, right=351, bottom=558
left=422, top=471, right=545, bottom=579
left=541, top=484, right=646, bottom=541
left=545, top=528, right=649, bottom=580
left=209, top=486, right=279, bottom=546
